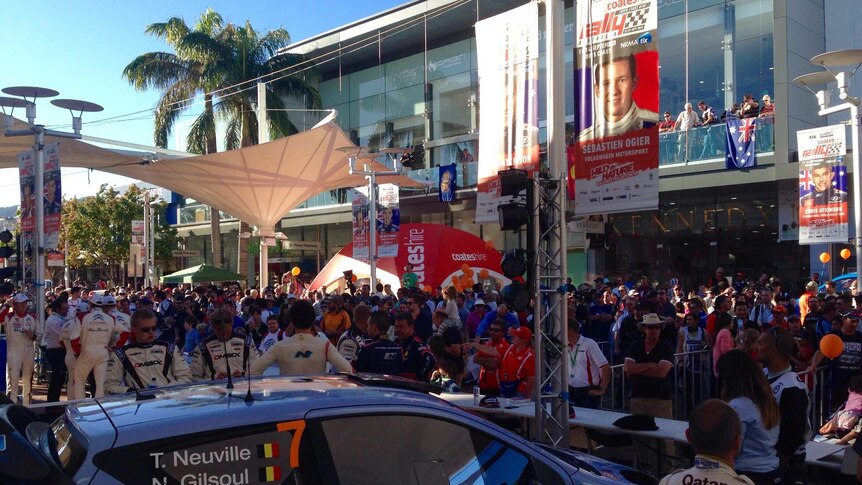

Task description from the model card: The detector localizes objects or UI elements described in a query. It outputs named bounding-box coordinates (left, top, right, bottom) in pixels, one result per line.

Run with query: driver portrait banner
left=797, top=125, right=848, bottom=244
left=351, top=191, right=369, bottom=261
left=43, top=143, right=61, bottom=250
left=474, top=2, right=539, bottom=223
left=568, top=0, right=659, bottom=215
left=376, top=183, right=399, bottom=258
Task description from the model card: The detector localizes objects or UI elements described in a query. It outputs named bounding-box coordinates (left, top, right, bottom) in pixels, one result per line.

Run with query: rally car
left=2, top=374, right=655, bottom=484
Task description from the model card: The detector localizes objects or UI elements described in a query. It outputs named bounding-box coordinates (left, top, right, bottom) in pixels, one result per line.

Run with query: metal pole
left=258, top=82, right=270, bottom=290
left=260, top=229, right=270, bottom=290
left=852, top=105, right=862, bottom=293
left=368, top=170, right=378, bottom=290
left=34, top=128, right=45, bottom=333
left=148, top=196, right=155, bottom=287
left=143, top=192, right=150, bottom=288
left=64, top=237, right=70, bottom=288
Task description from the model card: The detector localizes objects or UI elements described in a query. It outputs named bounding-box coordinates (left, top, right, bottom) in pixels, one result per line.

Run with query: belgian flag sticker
left=257, top=442, right=280, bottom=459
left=259, top=465, right=282, bottom=482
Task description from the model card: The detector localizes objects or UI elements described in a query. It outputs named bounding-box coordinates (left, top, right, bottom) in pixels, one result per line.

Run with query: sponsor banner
left=47, top=251, right=64, bottom=267
left=797, top=124, right=846, bottom=161
left=376, top=183, right=399, bottom=258
left=798, top=156, right=848, bottom=244
left=18, top=150, right=35, bottom=288
left=568, top=0, right=659, bottom=215
left=43, top=143, right=61, bottom=250
left=475, top=2, right=540, bottom=222
left=351, top=191, right=369, bottom=261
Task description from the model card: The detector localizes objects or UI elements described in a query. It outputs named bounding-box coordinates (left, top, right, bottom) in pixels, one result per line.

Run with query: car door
left=303, top=405, right=575, bottom=485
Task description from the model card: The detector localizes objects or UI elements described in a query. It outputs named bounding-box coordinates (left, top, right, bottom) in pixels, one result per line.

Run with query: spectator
left=758, top=329, right=809, bottom=483
left=613, top=297, right=641, bottom=361
left=465, top=298, right=487, bottom=339
left=321, top=295, right=351, bottom=343
left=740, top=93, right=760, bottom=119
left=749, top=288, right=774, bottom=327
left=499, top=326, right=535, bottom=398
left=712, top=313, right=735, bottom=378
left=786, top=315, right=814, bottom=372
left=476, top=302, right=519, bottom=338
left=659, top=399, right=753, bottom=485
left=567, top=319, right=610, bottom=409
left=401, top=263, right=419, bottom=290
left=677, top=312, right=708, bottom=411
left=819, top=375, right=862, bottom=444
left=394, top=312, right=436, bottom=382
left=717, top=350, right=781, bottom=485
left=658, top=111, right=675, bottom=133
left=673, top=102, right=699, bottom=161
left=430, top=357, right=461, bottom=393
left=469, top=319, right=510, bottom=397
left=809, top=311, right=862, bottom=412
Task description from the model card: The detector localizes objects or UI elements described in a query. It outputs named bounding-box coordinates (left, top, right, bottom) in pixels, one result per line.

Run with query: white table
left=805, top=440, right=847, bottom=472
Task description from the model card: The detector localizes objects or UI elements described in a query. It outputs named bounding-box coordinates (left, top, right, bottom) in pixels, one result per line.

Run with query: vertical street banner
left=351, top=191, right=370, bottom=261
left=376, top=183, right=400, bottom=258
left=797, top=125, right=848, bottom=244
left=43, top=143, right=62, bottom=250
left=18, top=150, right=35, bottom=288
left=568, top=0, right=659, bottom=215
left=474, top=2, right=539, bottom=223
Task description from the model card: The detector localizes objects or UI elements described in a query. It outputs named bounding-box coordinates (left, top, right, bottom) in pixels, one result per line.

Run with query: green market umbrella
left=160, top=264, right=245, bottom=284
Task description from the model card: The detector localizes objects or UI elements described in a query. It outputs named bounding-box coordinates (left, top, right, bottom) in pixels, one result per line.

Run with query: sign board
left=172, top=250, right=200, bottom=258
left=46, top=251, right=64, bottom=267
left=281, top=241, right=321, bottom=251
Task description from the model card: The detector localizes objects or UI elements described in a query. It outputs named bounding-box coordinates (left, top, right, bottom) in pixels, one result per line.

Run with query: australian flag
left=725, top=117, right=757, bottom=169
left=439, top=163, right=457, bottom=202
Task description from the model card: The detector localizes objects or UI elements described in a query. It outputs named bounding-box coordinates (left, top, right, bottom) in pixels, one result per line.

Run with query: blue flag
left=725, top=117, right=757, bottom=169
left=439, top=163, right=457, bottom=202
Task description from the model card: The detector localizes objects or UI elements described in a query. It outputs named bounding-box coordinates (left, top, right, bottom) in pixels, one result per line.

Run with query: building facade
left=171, top=0, right=860, bottom=291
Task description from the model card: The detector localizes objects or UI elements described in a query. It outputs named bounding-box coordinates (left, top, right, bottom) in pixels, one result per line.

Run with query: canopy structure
left=160, top=264, right=245, bottom=284
left=308, top=223, right=510, bottom=292
left=0, top=119, right=421, bottom=229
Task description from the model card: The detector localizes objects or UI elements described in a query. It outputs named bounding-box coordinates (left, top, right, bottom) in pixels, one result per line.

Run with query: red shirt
left=478, top=339, right=510, bottom=391
left=500, top=344, right=535, bottom=395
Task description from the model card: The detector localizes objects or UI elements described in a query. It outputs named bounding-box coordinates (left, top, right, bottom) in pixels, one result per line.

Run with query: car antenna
left=244, top=349, right=254, bottom=404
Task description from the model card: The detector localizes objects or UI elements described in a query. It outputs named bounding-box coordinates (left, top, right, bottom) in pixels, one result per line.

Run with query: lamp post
left=794, top=49, right=862, bottom=294
left=0, top=86, right=102, bottom=334
left=336, top=146, right=409, bottom=290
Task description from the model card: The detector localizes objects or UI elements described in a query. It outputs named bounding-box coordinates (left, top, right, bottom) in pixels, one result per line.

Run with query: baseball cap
left=473, top=298, right=486, bottom=307
left=102, top=295, right=117, bottom=306
left=12, top=293, right=29, bottom=303
left=91, top=294, right=104, bottom=306
left=118, top=288, right=127, bottom=295
left=76, top=301, right=90, bottom=313
left=508, top=326, right=533, bottom=340
left=843, top=311, right=861, bottom=321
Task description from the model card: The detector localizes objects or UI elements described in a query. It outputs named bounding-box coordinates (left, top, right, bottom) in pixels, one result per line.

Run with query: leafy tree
left=122, top=9, right=320, bottom=272
left=61, top=185, right=179, bottom=282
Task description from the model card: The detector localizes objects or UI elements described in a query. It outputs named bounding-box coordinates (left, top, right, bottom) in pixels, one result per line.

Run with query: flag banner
left=439, top=164, right=457, bottom=202
left=475, top=2, right=539, bottom=223
left=351, top=191, right=369, bottom=261
left=725, top=118, right=757, bottom=169
left=43, top=143, right=61, bottom=250
left=376, top=183, right=399, bottom=258
left=797, top=125, right=848, bottom=244
left=568, top=0, right=659, bottom=215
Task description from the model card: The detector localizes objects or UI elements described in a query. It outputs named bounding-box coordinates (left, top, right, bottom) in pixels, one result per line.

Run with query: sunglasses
left=137, top=326, right=157, bottom=333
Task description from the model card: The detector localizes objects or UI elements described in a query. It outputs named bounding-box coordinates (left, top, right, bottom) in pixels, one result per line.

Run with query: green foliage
left=61, top=185, right=179, bottom=269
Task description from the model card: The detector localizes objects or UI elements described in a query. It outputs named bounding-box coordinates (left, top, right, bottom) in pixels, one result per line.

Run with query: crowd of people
left=4, top=264, right=862, bottom=483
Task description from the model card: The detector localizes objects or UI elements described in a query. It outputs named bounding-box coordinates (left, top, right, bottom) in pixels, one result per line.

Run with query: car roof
left=68, top=375, right=456, bottom=443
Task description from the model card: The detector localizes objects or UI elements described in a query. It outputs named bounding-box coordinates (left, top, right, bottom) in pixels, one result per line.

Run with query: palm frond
left=194, top=8, right=224, bottom=36
left=153, top=80, right=198, bottom=148
left=186, top=107, right=217, bottom=155
left=122, top=52, right=193, bottom=91
left=255, top=29, right=291, bottom=58
left=263, top=91, right=298, bottom=138
left=224, top=116, right=242, bottom=151
left=145, top=18, right=191, bottom=46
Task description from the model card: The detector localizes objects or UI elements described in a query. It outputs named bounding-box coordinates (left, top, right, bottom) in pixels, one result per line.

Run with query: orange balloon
left=423, top=285, right=433, bottom=293
left=451, top=276, right=460, bottom=284
left=461, top=263, right=471, bottom=273
left=291, top=266, right=301, bottom=276
left=479, top=269, right=490, bottom=279
left=485, top=240, right=495, bottom=249
left=464, top=268, right=474, bottom=277
left=820, top=252, right=831, bottom=264
left=841, top=248, right=852, bottom=260
left=351, top=274, right=358, bottom=282
left=820, top=333, right=845, bottom=359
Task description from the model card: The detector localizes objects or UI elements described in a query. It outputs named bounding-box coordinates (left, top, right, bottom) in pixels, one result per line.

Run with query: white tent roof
left=0, top=119, right=420, bottom=229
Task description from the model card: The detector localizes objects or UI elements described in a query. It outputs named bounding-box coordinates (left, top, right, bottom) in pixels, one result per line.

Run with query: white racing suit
left=190, top=332, right=258, bottom=382
left=73, top=309, right=127, bottom=398
left=110, top=309, right=131, bottom=332
left=105, top=341, right=192, bottom=393
left=659, top=456, right=754, bottom=485
left=61, top=313, right=84, bottom=400
left=5, top=312, right=38, bottom=405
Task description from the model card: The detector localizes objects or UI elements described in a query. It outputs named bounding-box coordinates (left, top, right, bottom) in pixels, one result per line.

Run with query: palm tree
left=123, top=9, right=320, bottom=275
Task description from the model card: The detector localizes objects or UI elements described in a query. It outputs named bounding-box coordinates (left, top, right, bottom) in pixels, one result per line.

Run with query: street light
left=794, top=49, right=862, bottom=294
left=336, top=146, right=410, bottom=290
left=0, top=86, right=102, bottom=333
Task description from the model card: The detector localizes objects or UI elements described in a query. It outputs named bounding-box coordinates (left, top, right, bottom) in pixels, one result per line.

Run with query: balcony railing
left=659, top=117, right=774, bottom=166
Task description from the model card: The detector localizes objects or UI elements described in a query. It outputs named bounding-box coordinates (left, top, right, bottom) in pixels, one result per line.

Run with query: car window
left=92, top=420, right=318, bottom=485
left=50, top=415, right=88, bottom=477
left=318, top=414, right=559, bottom=485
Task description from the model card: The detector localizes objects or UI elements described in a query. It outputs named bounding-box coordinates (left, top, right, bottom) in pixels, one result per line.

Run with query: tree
left=61, top=185, right=179, bottom=283
left=123, top=9, right=320, bottom=275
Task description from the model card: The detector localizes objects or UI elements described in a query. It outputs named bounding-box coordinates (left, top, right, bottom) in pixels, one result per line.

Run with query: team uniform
left=105, top=341, right=191, bottom=393
left=72, top=308, right=128, bottom=399
left=659, top=456, right=753, bottom=485
left=5, top=311, right=38, bottom=405
left=578, top=102, right=659, bottom=142
left=396, top=335, right=436, bottom=382
left=354, top=336, right=404, bottom=375
left=259, top=329, right=287, bottom=355
left=477, top=339, right=510, bottom=395
left=190, top=332, right=258, bottom=382
left=61, top=308, right=86, bottom=400
left=499, top=345, right=535, bottom=397
left=110, top=309, right=131, bottom=332
left=766, top=367, right=810, bottom=483
left=336, top=327, right=367, bottom=363
left=250, top=333, right=353, bottom=376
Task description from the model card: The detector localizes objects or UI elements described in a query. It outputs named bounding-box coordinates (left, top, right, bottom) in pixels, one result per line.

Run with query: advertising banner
left=439, top=163, right=457, bottom=202
left=376, top=184, right=399, bottom=258
left=474, top=2, right=539, bottom=223
left=43, top=143, right=61, bottom=250
left=351, top=191, right=369, bottom=261
left=797, top=125, right=848, bottom=244
left=568, top=0, right=660, bottom=215
left=18, top=150, right=35, bottom=288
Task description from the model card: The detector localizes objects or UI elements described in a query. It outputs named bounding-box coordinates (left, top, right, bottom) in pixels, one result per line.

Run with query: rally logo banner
left=43, top=143, right=61, bottom=250
left=797, top=125, right=848, bottom=244
left=474, top=2, right=539, bottom=223
left=376, top=183, right=399, bottom=258
left=568, top=0, right=659, bottom=215
left=351, top=191, right=369, bottom=261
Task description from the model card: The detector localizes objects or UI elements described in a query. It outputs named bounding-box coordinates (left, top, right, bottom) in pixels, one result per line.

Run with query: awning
left=0, top=119, right=421, bottom=229
left=160, top=264, right=245, bottom=284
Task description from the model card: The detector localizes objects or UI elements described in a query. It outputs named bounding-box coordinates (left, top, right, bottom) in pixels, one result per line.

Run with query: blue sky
left=0, top=0, right=404, bottom=206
